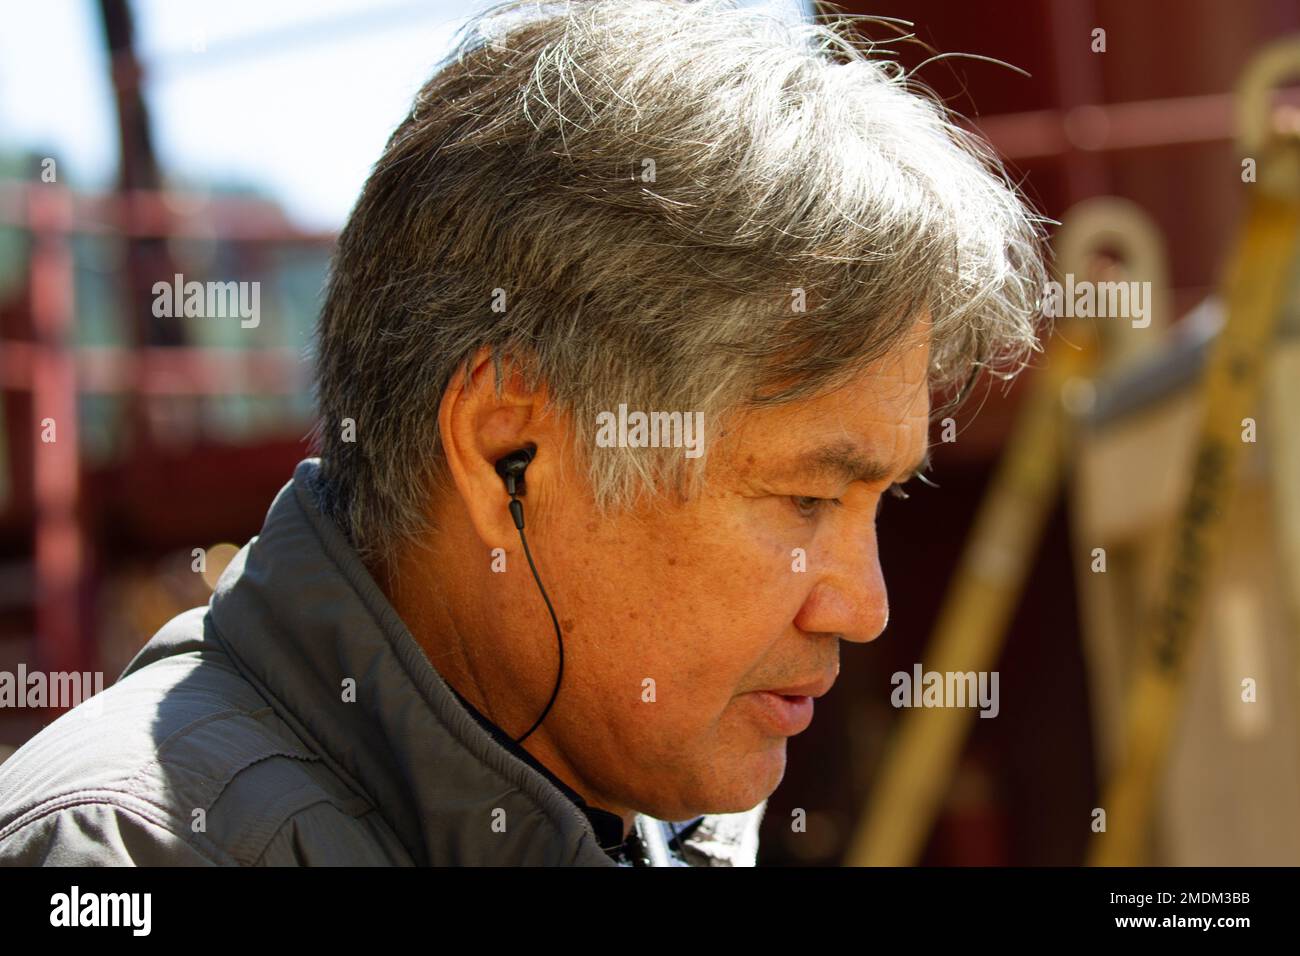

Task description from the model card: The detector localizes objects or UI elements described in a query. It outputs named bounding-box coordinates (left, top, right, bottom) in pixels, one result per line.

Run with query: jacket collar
left=206, top=459, right=618, bottom=865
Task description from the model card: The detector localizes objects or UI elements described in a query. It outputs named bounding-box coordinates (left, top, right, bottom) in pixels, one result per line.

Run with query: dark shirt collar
left=445, top=685, right=632, bottom=856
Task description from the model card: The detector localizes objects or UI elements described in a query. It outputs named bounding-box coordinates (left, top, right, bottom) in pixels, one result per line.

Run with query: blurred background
left=1, top=0, right=1299, bottom=866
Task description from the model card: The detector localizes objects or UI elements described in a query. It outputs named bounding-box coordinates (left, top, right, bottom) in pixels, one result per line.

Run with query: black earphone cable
left=503, top=453, right=688, bottom=863
left=510, top=493, right=565, bottom=745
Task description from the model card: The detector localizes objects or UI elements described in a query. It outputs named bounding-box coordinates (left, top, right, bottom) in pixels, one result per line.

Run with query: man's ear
left=437, top=348, right=562, bottom=548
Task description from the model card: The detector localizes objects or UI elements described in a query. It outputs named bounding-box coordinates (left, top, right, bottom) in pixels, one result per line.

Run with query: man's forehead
left=791, top=351, right=932, bottom=431
left=752, top=354, right=932, bottom=479
left=721, top=314, right=933, bottom=478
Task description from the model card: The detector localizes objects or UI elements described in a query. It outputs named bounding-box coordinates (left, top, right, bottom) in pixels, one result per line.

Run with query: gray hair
left=311, top=0, right=1049, bottom=568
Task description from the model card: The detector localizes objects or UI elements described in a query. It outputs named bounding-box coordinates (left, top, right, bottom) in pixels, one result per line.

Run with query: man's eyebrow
left=776, top=441, right=932, bottom=486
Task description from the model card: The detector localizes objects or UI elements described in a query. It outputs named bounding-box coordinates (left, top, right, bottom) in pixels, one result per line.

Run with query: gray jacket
left=0, top=459, right=764, bottom=866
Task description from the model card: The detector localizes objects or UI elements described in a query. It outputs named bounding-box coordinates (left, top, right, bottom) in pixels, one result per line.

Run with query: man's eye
left=792, top=495, right=839, bottom=519
left=794, top=483, right=912, bottom=520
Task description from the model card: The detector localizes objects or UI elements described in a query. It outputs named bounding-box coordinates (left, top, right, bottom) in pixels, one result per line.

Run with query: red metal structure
left=0, top=2, right=331, bottom=747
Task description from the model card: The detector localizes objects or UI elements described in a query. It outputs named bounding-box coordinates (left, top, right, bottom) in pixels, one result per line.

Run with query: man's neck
left=372, top=540, right=637, bottom=842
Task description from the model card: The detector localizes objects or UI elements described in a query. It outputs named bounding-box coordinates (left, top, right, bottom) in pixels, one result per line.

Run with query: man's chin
left=639, top=744, right=786, bottom=820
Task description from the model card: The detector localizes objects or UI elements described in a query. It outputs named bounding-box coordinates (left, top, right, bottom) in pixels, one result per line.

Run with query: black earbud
left=494, top=445, right=535, bottom=530
left=494, top=445, right=535, bottom=497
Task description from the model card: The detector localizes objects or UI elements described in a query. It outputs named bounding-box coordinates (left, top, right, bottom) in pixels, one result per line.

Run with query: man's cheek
left=736, top=510, right=826, bottom=606
left=639, top=645, right=736, bottom=723
left=718, top=544, right=816, bottom=633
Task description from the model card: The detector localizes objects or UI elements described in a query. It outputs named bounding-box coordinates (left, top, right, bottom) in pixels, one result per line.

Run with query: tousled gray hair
left=312, top=0, right=1049, bottom=568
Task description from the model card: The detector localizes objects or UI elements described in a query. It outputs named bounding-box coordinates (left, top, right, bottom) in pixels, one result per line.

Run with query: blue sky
left=0, top=0, right=811, bottom=230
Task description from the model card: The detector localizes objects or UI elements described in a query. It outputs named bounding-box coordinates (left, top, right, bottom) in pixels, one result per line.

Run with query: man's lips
left=746, top=691, right=815, bottom=736
left=741, top=672, right=836, bottom=735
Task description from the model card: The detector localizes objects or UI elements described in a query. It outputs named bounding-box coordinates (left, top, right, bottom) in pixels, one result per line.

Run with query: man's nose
left=792, top=524, right=889, bottom=643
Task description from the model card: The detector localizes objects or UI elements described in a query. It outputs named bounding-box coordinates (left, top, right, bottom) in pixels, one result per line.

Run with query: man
left=0, top=0, right=1045, bottom=865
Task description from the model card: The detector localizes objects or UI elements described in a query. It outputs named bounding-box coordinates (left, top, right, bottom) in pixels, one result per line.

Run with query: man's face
left=539, top=318, right=932, bottom=822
